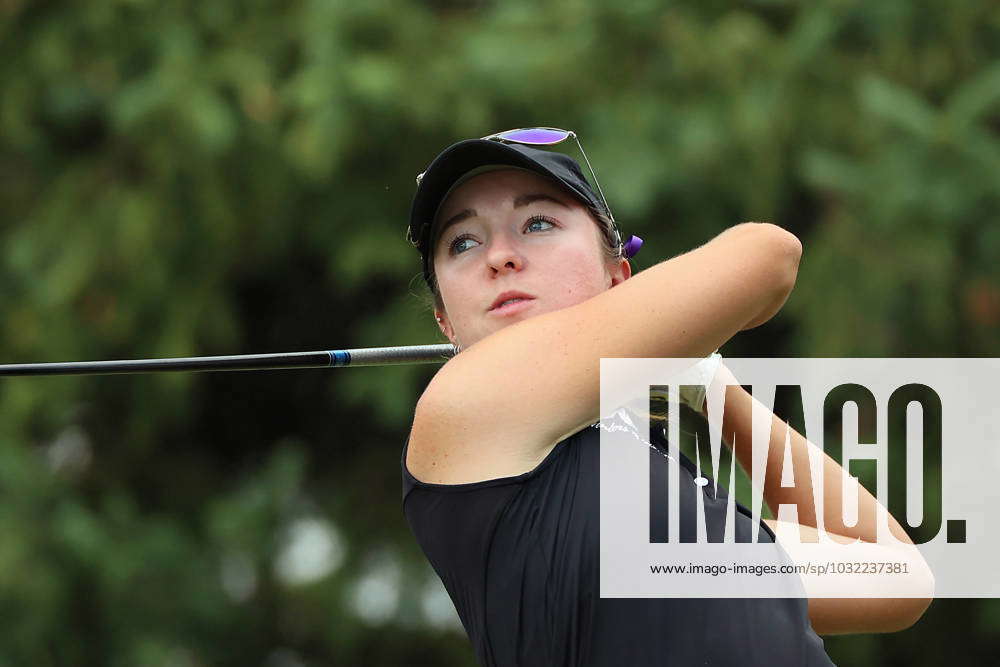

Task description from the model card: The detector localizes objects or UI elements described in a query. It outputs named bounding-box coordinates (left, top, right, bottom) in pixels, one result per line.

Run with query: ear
left=608, top=258, right=632, bottom=288
left=434, top=309, right=457, bottom=344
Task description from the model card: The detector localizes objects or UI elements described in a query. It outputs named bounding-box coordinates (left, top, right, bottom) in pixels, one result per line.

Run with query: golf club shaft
left=0, top=344, right=458, bottom=377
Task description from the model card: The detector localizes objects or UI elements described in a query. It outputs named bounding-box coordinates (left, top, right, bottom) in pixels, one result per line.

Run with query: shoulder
left=406, top=381, right=560, bottom=485
left=403, top=303, right=606, bottom=485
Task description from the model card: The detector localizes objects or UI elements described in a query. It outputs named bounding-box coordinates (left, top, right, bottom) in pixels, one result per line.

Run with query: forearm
left=711, top=379, right=934, bottom=632
left=764, top=519, right=935, bottom=635
left=716, top=381, right=913, bottom=546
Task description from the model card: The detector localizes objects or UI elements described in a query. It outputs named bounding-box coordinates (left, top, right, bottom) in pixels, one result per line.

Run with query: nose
left=485, top=231, right=524, bottom=275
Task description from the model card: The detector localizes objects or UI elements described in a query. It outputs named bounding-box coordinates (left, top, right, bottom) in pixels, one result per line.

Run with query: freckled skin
left=431, top=169, right=631, bottom=349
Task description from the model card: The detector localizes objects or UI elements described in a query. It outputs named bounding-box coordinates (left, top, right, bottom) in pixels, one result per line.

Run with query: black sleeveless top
left=401, top=409, right=836, bottom=666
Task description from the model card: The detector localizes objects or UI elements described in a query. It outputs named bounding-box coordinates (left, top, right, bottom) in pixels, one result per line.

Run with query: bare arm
left=411, top=223, right=802, bottom=483
left=708, top=365, right=935, bottom=635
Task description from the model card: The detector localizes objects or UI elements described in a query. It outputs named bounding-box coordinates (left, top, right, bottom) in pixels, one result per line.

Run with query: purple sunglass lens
left=495, top=128, right=570, bottom=145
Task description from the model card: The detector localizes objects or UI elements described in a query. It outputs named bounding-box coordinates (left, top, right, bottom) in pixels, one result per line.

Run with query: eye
left=449, top=234, right=478, bottom=255
left=525, top=215, right=556, bottom=232
left=447, top=216, right=555, bottom=256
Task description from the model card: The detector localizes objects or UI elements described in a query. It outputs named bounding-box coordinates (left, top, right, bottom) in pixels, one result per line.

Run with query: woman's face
left=431, top=168, right=631, bottom=349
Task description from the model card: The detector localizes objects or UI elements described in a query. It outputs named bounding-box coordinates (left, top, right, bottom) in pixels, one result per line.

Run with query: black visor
left=407, top=139, right=611, bottom=287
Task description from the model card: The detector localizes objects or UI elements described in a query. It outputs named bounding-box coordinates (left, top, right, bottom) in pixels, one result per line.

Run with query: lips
left=489, top=291, right=535, bottom=312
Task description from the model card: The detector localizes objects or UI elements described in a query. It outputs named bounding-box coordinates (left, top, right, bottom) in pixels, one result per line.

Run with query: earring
left=436, top=316, right=443, bottom=323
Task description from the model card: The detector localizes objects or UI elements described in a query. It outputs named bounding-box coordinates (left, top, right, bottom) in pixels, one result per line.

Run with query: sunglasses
left=482, top=127, right=616, bottom=223
left=415, top=127, right=642, bottom=259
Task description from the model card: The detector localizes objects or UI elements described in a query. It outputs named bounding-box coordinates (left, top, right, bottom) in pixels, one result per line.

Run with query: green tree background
left=1, top=0, right=998, bottom=664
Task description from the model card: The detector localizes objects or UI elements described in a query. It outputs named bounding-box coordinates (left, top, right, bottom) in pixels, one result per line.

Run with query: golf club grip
left=336, top=344, right=457, bottom=366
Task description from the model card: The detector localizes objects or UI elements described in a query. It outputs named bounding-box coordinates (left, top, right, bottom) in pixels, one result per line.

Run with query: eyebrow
left=434, top=193, right=570, bottom=246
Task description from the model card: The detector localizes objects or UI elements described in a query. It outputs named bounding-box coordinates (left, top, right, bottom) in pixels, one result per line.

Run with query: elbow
left=737, top=223, right=802, bottom=330
left=888, top=549, right=936, bottom=633
left=871, top=574, right=937, bottom=634
left=758, top=223, right=802, bottom=295
left=896, top=562, right=936, bottom=631
left=879, top=596, right=935, bottom=634
left=896, top=549, right=936, bottom=631
left=902, top=596, right=934, bottom=630
left=880, top=551, right=936, bottom=633
left=811, top=595, right=935, bottom=636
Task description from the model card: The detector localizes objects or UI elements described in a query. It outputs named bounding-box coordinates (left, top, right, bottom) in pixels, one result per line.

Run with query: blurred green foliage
left=1, top=0, right=998, bottom=664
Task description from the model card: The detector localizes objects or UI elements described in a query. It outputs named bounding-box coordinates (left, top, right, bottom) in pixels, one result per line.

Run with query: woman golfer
left=401, top=128, right=930, bottom=666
